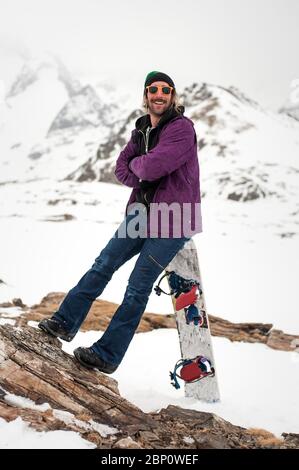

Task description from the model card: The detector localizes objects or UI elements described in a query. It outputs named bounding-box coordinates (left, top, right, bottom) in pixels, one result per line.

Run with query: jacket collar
left=135, top=105, right=185, bottom=132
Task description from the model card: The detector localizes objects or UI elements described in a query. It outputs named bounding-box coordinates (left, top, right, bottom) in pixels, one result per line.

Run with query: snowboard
left=165, top=238, right=220, bottom=402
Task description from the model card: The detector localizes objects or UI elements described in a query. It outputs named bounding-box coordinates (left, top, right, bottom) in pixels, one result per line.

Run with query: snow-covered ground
left=0, top=178, right=298, bottom=448
left=0, top=417, right=96, bottom=449
left=0, top=179, right=298, bottom=333
left=61, top=327, right=299, bottom=438
left=1, top=324, right=298, bottom=448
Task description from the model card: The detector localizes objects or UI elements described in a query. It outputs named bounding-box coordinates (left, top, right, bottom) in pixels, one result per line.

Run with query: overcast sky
left=0, top=0, right=298, bottom=110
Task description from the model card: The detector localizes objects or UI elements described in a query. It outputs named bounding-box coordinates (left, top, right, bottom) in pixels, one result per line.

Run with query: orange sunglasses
left=146, top=85, right=174, bottom=95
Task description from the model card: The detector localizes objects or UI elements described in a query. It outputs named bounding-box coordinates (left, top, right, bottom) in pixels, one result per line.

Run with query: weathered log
left=3, top=293, right=297, bottom=352
left=0, top=325, right=297, bottom=449
left=0, top=324, right=155, bottom=434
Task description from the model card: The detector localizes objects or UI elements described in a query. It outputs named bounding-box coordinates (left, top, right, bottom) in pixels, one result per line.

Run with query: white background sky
left=0, top=0, right=298, bottom=109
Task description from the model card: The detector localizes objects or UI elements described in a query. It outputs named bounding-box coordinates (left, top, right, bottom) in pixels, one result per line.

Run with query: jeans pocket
left=147, top=253, right=166, bottom=270
left=147, top=238, right=188, bottom=271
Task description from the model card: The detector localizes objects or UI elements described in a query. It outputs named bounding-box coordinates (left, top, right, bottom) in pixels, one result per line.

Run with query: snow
left=0, top=182, right=298, bottom=447
left=6, top=318, right=296, bottom=449
left=0, top=179, right=298, bottom=333
left=59, top=328, right=299, bottom=439
left=0, top=307, right=24, bottom=318
left=52, top=410, right=118, bottom=437
left=183, top=436, right=195, bottom=444
left=0, top=388, right=118, bottom=448
left=1, top=67, right=68, bottom=157
left=0, top=417, right=96, bottom=449
left=4, top=393, right=51, bottom=412
left=0, top=318, right=15, bottom=326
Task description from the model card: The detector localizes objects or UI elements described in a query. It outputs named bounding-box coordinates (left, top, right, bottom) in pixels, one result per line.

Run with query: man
left=38, top=71, right=202, bottom=374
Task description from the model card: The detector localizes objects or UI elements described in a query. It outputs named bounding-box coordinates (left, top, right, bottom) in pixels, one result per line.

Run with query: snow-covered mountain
left=280, top=103, right=299, bottom=121
left=0, top=54, right=124, bottom=182
left=279, top=100, right=299, bottom=122
left=1, top=55, right=299, bottom=215
left=180, top=82, right=299, bottom=203
left=279, top=79, right=299, bottom=122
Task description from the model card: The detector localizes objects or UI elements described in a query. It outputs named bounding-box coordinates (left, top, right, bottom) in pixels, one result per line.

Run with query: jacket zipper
left=138, top=127, right=153, bottom=182
left=138, top=127, right=153, bottom=154
left=145, top=126, right=153, bottom=153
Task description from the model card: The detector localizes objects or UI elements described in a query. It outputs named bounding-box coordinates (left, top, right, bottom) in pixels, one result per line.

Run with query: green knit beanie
left=144, top=71, right=175, bottom=89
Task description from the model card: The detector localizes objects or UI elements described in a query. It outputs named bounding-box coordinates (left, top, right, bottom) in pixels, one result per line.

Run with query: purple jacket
left=114, top=108, right=202, bottom=237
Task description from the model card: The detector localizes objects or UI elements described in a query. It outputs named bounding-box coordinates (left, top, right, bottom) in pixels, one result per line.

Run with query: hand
left=128, top=155, right=139, bottom=172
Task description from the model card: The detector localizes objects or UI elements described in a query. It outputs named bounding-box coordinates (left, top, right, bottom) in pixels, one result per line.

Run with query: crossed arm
left=115, top=119, right=195, bottom=186
left=114, top=132, right=140, bottom=188
left=128, top=119, right=195, bottom=181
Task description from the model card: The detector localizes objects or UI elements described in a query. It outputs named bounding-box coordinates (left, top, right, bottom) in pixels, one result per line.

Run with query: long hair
left=141, top=87, right=183, bottom=114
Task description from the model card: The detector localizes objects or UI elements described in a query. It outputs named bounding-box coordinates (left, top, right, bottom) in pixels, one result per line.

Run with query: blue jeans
left=53, top=212, right=190, bottom=367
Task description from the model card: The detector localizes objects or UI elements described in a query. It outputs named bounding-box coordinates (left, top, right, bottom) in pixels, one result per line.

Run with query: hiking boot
left=38, top=317, right=75, bottom=342
left=73, top=347, right=118, bottom=374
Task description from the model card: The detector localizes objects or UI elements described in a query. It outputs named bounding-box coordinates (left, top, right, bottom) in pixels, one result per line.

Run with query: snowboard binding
left=184, top=304, right=204, bottom=326
left=154, top=271, right=201, bottom=298
left=154, top=271, right=202, bottom=325
left=170, top=355, right=215, bottom=389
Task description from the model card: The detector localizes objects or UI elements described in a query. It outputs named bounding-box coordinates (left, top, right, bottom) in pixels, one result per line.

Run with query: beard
left=147, top=99, right=172, bottom=116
